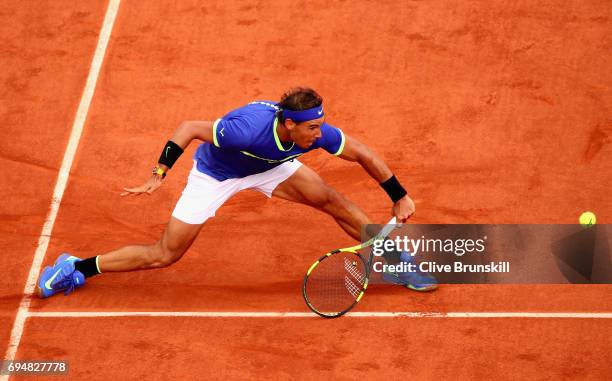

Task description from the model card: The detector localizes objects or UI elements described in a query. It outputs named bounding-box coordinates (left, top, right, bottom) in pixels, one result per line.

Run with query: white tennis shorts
left=172, top=160, right=302, bottom=224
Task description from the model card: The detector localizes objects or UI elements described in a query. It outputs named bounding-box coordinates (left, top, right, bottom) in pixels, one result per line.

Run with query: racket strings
left=344, top=276, right=361, bottom=298
left=343, top=257, right=365, bottom=283
left=304, top=252, right=367, bottom=315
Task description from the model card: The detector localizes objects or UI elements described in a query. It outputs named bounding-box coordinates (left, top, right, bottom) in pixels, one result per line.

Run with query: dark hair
left=277, top=87, right=323, bottom=122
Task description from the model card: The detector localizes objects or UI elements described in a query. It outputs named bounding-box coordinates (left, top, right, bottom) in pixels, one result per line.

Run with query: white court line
left=2, top=0, right=121, bottom=377
left=27, top=311, right=612, bottom=319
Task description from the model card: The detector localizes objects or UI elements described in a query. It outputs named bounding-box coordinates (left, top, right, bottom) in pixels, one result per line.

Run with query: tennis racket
left=302, top=217, right=397, bottom=318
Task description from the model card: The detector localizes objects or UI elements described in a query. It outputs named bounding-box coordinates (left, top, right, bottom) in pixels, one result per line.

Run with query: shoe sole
left=407, top=283, right=438, bottom=292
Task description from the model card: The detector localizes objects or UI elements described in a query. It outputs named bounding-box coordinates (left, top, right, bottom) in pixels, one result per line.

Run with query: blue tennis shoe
left=382, top=251, right=438, bottom=292
left=37, top=253, right=85, bottom=298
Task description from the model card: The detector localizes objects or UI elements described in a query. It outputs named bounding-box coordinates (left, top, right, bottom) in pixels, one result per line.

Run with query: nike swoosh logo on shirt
left=44, top=269, right=62, bottom=289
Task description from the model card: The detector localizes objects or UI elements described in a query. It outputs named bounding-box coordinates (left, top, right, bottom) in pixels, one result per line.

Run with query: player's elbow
left=177, top=120, right=192, bottom=134
left=178, top=121, right=200, bottom=139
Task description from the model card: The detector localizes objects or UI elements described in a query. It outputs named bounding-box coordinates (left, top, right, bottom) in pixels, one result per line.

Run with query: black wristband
left=158, top=140, right=184, bottom=169
left=380, top=175, right=407, bottom=203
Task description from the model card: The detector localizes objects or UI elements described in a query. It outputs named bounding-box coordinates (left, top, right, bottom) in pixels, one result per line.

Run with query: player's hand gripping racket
left=302, top=217, right=397, bottom=318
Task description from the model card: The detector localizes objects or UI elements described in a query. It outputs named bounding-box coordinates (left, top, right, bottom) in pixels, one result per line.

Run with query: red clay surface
left=0, top=0, right=108, bottom=356
left=2, top=0, right=611, bottom=379
left=13, top=317, right=612, bottom=380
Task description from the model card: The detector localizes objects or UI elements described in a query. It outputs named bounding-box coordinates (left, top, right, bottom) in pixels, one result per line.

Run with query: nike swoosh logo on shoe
left=44, top=269, right=63, bottom=289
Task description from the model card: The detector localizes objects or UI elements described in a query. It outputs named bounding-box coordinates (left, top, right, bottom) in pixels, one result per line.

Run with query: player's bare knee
left=319, top=188, right=347, bottom=214
left=145, top=241, right=183, bottom=268
left=141, top=243, right=164, bottom=268
left=306, top=185, right=332, bottom=209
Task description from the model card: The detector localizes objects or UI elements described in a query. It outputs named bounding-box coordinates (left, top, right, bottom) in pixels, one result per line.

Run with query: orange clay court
left=1, top=1, right=611, bottom=380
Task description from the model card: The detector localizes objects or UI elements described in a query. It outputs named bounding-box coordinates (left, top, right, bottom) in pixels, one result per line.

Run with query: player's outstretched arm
left=338, top=134, right=416, bottom=222
left=121, top=120, right=215, bottom=196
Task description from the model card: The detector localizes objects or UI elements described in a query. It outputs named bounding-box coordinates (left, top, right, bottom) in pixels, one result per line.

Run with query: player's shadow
left=551, top=225, right=612, bottom=283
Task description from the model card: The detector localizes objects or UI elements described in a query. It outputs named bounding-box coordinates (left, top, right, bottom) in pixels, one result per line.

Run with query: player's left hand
left=120, top=175, right=164, bottom=197
left=392, top=195, right=415, bottom=223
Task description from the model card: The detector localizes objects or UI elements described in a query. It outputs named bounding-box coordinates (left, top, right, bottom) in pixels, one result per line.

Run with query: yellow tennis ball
left=579, top=211, right=596, bottom=227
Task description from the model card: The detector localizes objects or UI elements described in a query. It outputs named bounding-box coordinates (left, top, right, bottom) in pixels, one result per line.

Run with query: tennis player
left=37, top=88, right=436, bottom=298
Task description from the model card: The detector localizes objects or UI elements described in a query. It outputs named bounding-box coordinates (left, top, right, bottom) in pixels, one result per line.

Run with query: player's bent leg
left=37, top=161, right=235, bottom=298
left=97, top=217, right=204, bottom=272
left=272, top=165, right=371, bottom=241
left=37, top=218, right=203, bottom=298
left=272, top=165, right=437, bottom=293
